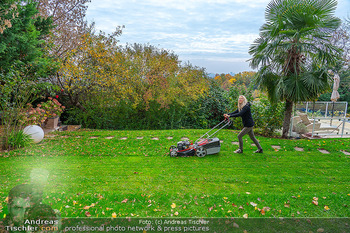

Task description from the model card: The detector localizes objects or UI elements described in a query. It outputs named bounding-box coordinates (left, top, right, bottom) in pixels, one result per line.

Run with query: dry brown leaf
left=260, top=209, right=265, bottom=215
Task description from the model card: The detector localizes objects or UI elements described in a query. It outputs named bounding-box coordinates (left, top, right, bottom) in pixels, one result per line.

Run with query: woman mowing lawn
left=224, top=95, right=263, bottom=154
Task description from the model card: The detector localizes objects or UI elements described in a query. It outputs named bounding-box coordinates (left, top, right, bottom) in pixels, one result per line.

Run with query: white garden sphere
left=23, top=125, right=45, bottom=143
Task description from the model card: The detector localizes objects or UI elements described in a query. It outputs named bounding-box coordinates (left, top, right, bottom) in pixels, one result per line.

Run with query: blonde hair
left=238, top=95, right=248, bottom=111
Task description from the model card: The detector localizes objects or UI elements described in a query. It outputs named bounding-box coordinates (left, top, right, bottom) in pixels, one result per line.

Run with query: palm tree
left=249, top=0, right=342, bottom=138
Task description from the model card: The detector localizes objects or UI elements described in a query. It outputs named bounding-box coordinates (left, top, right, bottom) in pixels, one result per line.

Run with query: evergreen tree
left=0, top=0, right=56, bottom=82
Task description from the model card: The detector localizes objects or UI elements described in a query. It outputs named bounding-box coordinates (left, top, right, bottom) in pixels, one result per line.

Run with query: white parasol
left=329, top=71, right=340, bottom=124
left=331, top=73, right=340, bottom=102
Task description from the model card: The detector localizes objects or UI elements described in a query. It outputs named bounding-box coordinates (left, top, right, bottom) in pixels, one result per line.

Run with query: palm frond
left=249, top=0, right=341, bottom=103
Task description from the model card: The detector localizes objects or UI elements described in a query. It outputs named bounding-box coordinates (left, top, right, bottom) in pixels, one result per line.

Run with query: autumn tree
left=57, top=29, right=125, bottom=110
left=34, top=0, right=92, bottom=59
left=0, top=0, right=18, bottom=34
left=214, top=73, right=236, bottom=90
left=124, top=44, right=208, bottom=110
left=331, top=16, right=350, bottom=70
left=58, top=32, right=209, bottom=129
left=232, top=71, right=256, bottom=87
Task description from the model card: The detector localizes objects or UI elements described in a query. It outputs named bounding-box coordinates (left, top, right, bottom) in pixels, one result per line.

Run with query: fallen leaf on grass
left=324, top=206, right=330, bottom=211
left=250, top=202, right=257, bottom=207
left=112, top=212, right=117, bottom=218
left=174, top=212, right=179, bottom=216
left=260, top=209, right=265, bottom=215
left=85, top=211, right=91, bottom=217
left=171, top=203, right=176, bottom=208
left=83, top=206, right=91, bottom=210
left=246, top=192, right=251, bottom=195
left=121, top=199, right=128, bottom=203
left=243, top=214, right=248, bottom=219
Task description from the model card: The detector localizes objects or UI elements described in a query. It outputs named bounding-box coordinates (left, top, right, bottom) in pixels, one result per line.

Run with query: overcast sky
left=85, top=0, right=350, bottom=74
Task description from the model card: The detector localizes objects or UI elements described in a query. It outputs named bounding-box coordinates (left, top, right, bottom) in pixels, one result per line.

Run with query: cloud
left=172, top=33, right=258, bottom=54
left=86, top=0, right=350, bottom=73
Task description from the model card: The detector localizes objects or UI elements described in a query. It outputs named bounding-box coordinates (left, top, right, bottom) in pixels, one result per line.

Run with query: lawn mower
left=169, top=118, right=231, bottom=158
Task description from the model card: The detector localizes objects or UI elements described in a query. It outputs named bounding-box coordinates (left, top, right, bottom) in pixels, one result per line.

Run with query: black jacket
left=228, top=102, right=254, bottom=127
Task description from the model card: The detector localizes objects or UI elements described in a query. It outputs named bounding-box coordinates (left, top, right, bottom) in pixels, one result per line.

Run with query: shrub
left=18, top=98, right=65, bottom=127
left=0, top=72, right=37, bottom=150
left=40, top=97, right=65, bottom=118
left=186, top=80, right=230, bottom=129
left=18, top=104, right=46, bottom=126
left=251, top=94, right=284, bottom=136
left=6, top=129, right=33, bottom=150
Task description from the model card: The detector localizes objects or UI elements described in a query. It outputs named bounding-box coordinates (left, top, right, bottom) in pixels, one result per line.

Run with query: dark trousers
left=238, top=127, right=262, bottom=151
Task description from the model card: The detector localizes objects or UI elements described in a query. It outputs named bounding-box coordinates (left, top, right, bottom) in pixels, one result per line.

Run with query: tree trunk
left=282, top=100, right=294, bottom=138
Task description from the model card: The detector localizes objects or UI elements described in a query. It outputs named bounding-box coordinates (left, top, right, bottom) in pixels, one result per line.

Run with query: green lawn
left=0, top=129, right=350, bottom=219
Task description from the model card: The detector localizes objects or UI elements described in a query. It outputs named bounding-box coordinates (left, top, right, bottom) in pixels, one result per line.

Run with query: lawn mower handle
left=196, top=117, right=232, bottom=141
